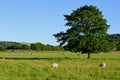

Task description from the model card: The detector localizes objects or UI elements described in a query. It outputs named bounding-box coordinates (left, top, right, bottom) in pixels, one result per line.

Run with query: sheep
left=52, top=63, right=58, bottom=68
left=99, top=63, right=106, bottom=67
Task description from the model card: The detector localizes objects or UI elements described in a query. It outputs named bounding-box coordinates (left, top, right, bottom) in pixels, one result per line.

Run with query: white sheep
left=99, top=63, right=106, bottom=67
left=52, top=63, right=58, bottom=68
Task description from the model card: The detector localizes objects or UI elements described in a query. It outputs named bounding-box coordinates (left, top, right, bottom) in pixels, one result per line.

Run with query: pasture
left=0, top=51, right=120, bottom=80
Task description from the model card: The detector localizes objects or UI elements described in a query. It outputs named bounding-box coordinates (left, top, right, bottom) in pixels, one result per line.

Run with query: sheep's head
left=99, top=63, right=106, bottom=67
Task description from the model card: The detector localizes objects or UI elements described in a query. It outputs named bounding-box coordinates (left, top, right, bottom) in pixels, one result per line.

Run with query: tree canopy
left=54, top=5, right=112, bottom=59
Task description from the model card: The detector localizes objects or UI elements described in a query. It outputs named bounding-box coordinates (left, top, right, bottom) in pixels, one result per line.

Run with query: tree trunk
left=87, top=52, right=91, bottom=59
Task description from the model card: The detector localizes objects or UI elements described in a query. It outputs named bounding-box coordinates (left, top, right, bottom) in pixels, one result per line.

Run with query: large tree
left=53, top=5, right=111, bottom=59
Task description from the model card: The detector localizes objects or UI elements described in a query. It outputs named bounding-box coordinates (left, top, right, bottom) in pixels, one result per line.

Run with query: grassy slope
left=0, top=51, right=120, bottom=80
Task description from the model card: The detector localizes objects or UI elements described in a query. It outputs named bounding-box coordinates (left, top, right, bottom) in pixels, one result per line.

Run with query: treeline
left=109, top=34, right=120, bottom=42
left=0, top=33, right=120, bottom=51
left=0, top=41, right=64, bottom=51
left=109, top=34, right=120, bottom=51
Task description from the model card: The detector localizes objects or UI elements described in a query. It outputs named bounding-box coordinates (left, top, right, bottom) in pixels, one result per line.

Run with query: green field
left=0, top=51, right=120, bottom=80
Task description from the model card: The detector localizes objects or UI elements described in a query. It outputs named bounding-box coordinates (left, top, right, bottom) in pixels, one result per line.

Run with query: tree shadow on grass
left=0, top=57, right=77, bottom=61
left=2, top=57, right=117, bottom=61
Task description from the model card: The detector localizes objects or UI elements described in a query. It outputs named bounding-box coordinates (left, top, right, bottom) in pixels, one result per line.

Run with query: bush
left=21, top=44, right=31, bottom=50
left=0, top=46, right=5, bottom=51
left=116, top=41, right=120, bottom=51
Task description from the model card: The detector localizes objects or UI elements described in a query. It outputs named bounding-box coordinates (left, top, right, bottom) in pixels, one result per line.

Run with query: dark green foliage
left=21, top=44, right=31, bottom=50
left=0, top=46, right=5, bottom=51
left=54, top=5, right=111, bottom=58
left=116, top=41, right=120, bottom=51
left=109, top=34, right=120, bottom=42
left=7, top=45, right=21, bottom=50
left=109, top=34, right=120, bottom=50
left=30, top=43, right=64, bottom=51
left=30, top=42, right=43, bottom=51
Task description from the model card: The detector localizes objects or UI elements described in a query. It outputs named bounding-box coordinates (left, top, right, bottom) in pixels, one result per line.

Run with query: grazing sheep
left=52, top=63, right=58, bottom=68
left=99, top=63, right=106, bottom=67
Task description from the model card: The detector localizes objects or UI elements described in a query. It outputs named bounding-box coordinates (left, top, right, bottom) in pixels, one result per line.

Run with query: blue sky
left=0, top=0, right=120, bottom=45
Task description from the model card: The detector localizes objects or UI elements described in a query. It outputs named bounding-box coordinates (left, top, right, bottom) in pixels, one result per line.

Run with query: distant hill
left=20, top=42, right=31, bottom=46
left=0, top=41, right=22, bottom=48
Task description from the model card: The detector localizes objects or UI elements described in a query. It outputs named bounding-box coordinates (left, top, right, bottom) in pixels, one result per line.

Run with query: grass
left=0, top=51, right=119, bottom=80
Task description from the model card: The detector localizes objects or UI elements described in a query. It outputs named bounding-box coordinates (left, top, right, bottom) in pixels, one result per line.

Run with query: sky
left=0, top=0, right=120, bottom=45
